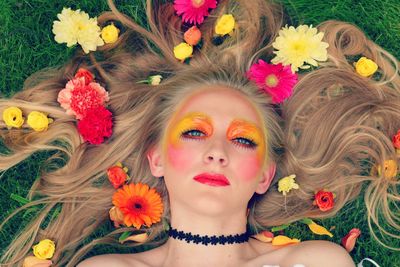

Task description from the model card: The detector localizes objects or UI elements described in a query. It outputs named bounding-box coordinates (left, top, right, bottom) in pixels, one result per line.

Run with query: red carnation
left=75, top=68, right=94, bottom=85
left=313, top=189, right=335, bottom=212
left=77, top=106, right=113, bottom=145
left=107, top=165, right=128, bottom=189
left=393, top=130, right=400, bottom=149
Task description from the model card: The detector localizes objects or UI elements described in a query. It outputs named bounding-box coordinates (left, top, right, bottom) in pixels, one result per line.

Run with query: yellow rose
left=377, top=160, right=398, bottom=180
left=355, top=57, right=378, bottom=77
left=23, top=256, right=52, bottom=267
left=173, top=42, right=193, bottom=61
left=215, top=14, right=235, bottom=35
left=27, top=111, right=53, bottom=132
left=32, top=239, right=56, bottom=260
left=101, top=24, right=120, bottom=44
left=2, top=107, right=24, bottom=129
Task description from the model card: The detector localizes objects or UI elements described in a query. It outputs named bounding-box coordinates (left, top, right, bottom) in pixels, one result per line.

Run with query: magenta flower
left=173, top=0, right=217, bottom=25
left=247, top=60, right=298, bottom=104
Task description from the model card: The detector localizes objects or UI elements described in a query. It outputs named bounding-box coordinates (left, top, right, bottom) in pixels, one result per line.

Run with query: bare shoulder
left=76, top=253, right=148, bottom=267
left=281, top=240, right=355, bottom=267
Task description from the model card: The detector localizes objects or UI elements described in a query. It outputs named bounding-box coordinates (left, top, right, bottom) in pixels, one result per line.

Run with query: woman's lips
left=193, top=173, right=230, bottom=187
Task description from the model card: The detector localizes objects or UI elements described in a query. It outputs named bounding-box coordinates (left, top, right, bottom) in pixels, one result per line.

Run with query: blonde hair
left=1, top=0, right=399, bottom=266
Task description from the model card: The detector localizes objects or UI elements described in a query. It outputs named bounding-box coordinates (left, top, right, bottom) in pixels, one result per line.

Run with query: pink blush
left=166, top=144, right=193, bottom=172
left=237, top=155, right=262, bottom=182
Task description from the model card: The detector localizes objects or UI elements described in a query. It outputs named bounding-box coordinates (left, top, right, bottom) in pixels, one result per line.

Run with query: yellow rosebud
left=27, top=111, right=53, bottom=132
left=120, top=232, right=149, bottom=244
left=32, top=239, right=56, bottom=260
left=101, top=24, right=120, bottom=44
left=377, top=160, right=398, bottom=180
left=308, top=222, right=333, bottom=237
left=215, top=14, right=235, bottom=36
left=173, top=42, right=193, bottom=61
left=271, top=235, right=301, bottom=246
left=23, top=256, right=52, bottom=267
left=355, top=57, right=378, bottom=77
left=2, top=107, right=24, bottom=129
left=149, top=75, right=163, bottom=85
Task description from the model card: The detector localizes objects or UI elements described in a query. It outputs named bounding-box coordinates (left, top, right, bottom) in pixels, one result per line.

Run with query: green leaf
left=118, top=231, right=132, bottom=243
left=271, top=223, right=290, bottom=232
left=300, top=218, right=313, bottom=225
left=10, top=193, right=30, bottom=205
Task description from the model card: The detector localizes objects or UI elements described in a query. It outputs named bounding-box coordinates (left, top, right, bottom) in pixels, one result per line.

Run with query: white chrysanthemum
left=52, top=8, right=104, bottom=54
left=271, top=25, right=329, bottom=73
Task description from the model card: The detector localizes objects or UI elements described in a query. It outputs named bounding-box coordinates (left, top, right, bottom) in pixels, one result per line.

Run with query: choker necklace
left=168, top=227, right=249, bottom=246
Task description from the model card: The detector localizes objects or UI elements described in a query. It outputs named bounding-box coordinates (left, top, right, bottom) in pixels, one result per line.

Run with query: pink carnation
left=247, top=60, right=298, bottom=104
left=77, top=106, right=113, bottom=145
left=57, top=78, right=109, bottom=120
left=173, top=0, right=217, bottom=25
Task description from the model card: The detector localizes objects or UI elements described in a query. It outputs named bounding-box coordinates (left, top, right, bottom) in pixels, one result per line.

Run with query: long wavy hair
left=1, top=0, right=399, bottom=266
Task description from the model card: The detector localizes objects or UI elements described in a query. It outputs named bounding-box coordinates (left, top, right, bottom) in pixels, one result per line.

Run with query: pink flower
left=247, top=60, right=298, bottom=104
left=173, top=0, right=217, bottom=25
left=341, top=228, right=361, bottom=252
left=57, top=78, right=109, bottom=120
left=77, top=106, right=113, bottom=145
left=74, top=68, right=94, bottom=85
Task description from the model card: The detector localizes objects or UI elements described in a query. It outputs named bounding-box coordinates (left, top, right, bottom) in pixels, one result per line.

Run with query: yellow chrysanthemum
left=101, top=23, right=120, bottom=44
left=271, top=25, right=329, bottom=73
left=52, top=7, right=104, bottom=54
left=2, top=107, right=24, bottom=129
left=278, top=174, right=299, bottom=195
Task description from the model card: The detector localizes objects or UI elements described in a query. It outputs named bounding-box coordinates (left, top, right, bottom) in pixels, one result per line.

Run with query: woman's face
left=148, top=86, right=275, bottom=215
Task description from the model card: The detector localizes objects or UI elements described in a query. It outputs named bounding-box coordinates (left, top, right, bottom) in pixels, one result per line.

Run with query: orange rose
left=341, top=228, right=361, bottom=252
left=184, top=26, right=202, bottom=46
left=107, top=163, right=128, bottom=189
left=313, top=189, right=335, bottom=212
left=393, top=130, right=400, bottom=149
left=109, top=206, right=125, bottom=228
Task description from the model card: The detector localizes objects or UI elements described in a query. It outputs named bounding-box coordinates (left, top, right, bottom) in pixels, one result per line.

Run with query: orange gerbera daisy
left=112, top=183, right=163, bottom=229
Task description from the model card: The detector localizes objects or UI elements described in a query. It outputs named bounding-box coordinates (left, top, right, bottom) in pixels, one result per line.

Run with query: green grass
left=1, top=0, right=399, bottom=266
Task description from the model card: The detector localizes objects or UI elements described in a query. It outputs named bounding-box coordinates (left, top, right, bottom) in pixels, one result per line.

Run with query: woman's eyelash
left=181, top=129, right=206, bottom=139
left=232, top=137, right=258, bottom=149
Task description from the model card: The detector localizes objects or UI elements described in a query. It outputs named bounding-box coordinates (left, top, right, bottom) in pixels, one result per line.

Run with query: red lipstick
left=193, top=173, right=230, bottom=187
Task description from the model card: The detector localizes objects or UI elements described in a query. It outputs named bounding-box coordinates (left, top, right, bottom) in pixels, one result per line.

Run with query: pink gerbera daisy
left=247, top=60, right=298, bottom=104
left=173, top=0, right=217, bottom=25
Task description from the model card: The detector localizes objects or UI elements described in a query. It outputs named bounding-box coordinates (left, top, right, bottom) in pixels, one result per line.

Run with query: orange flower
left=313, top=189, right=335, bottom=212
left=107, top=162, right=129, bottom=189
left=109, top=206, right=125, bottom=228
left=112, top=183, right=163, bottom=229
left=341, top=228, right=361, bottom=252
left=184, top=26, right=202, bottom=46
left=271, top=235, right=300, bottom=246
left=253, top=231, right=274, bottom=243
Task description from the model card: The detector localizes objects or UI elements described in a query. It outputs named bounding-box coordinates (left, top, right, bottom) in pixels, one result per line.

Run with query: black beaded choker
left=168, top=227, right=249, bottom=246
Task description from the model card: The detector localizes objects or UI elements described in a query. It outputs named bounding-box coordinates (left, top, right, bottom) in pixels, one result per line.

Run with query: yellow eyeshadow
left=226, top=119, right=264, bottom=145
left=168, top=112, right=213, bottom=146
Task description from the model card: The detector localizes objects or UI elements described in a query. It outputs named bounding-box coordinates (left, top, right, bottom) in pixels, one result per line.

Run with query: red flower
left=393, top=130, right=400, bottom=149
left=107, top=164, right=128, bottom=189
left=173, top=0, right=217, bottom=25
left=341, top=228, right=361, bottom=252
left=74, top=68, right=94, bottom=85
left=77, top=106, right=113, bottom=145
left=247, top=60, right=298, bottom=104
left=313, top=189, right=335, bottom=212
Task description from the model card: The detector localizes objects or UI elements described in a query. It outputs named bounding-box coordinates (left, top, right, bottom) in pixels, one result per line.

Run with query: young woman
left=0, top=0, right=398, bottom=266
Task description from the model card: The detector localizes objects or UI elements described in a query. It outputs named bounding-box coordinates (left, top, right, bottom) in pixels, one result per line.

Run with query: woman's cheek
left=236, top=155, right=263, bottom=182
left=166, top=143, right=195, bottom=172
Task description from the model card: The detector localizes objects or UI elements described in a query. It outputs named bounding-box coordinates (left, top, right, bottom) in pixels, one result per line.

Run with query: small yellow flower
left=32, top=239, right=56, bottom=260
left=27, top=111, right=53, bottom=132
left=215, top=14, right=235, bottom=35
left=2, top=107, right=24, bottom=129
left=271, top=235, right=301, bottom=246
left=355, top=57, right=378, bottom=77
left=308, top=221, right=333, bottom=237
left=101, top=23, right=120, bottom=44
left=149, top=75, right=163, bottom=85
left=377, top=160, right=398, bottom=180
left=173, top=42, right=193, bottom=61
left=278, top=174, right=299, bottom=195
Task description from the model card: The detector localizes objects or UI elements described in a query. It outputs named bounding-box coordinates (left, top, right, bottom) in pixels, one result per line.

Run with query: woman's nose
left=203, top=141, right=229, bottom=166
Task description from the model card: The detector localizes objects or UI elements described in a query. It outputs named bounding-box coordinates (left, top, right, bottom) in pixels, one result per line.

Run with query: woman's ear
left=255, top=162, right=276, bottom=194
left=146, top=145, right=164, bottom=177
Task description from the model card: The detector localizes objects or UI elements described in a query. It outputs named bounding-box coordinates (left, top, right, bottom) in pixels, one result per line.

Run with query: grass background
left=0, top=0, right=399, bottom=266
